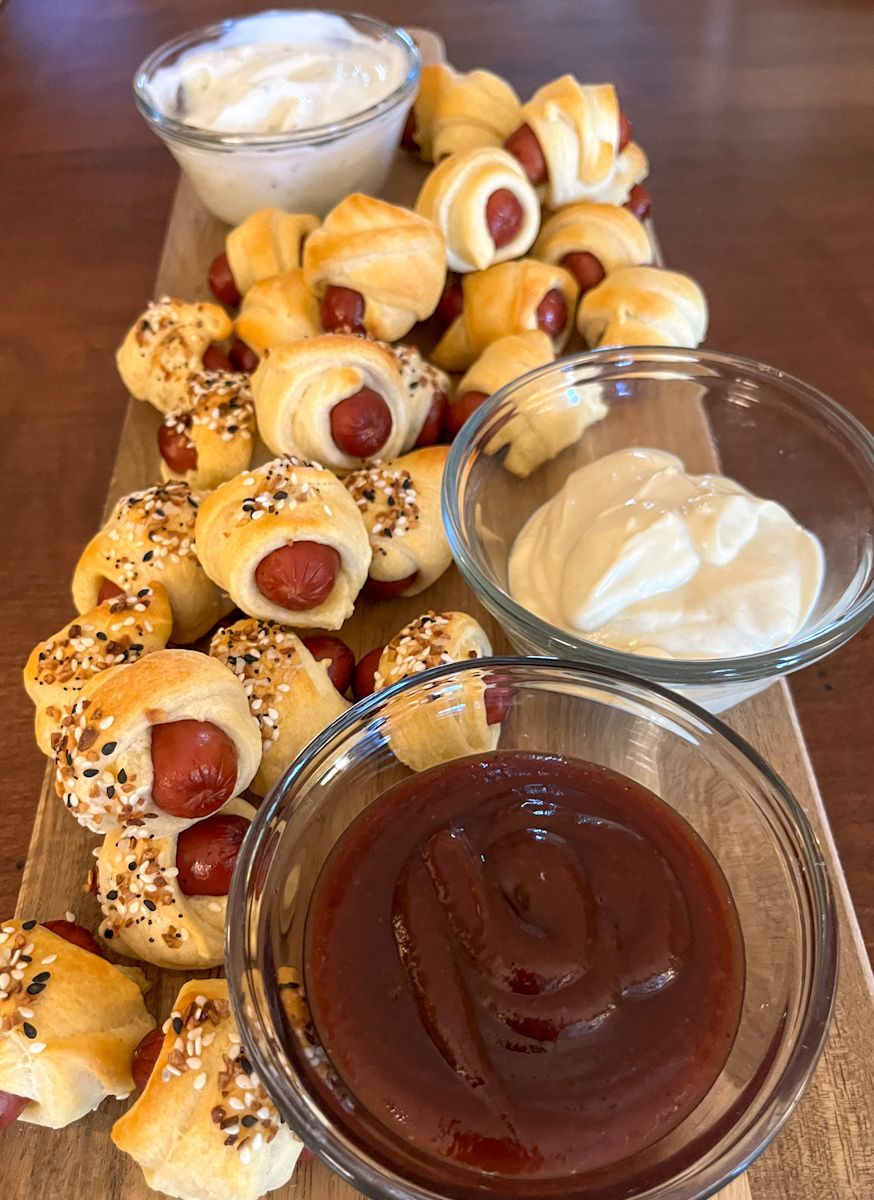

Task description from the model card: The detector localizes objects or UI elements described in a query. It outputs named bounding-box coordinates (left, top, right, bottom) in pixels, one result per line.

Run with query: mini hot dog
left=533, top=201, right=652, bottom=295
left=209, top=618, right=349, bottom=796
left=53, top=649, right=260, bottom=835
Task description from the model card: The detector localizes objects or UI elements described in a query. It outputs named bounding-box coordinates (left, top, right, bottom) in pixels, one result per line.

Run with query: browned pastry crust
left=233, top=268, right=321, bottom=357
left=24, top=585, right=173, bottom=755
left=51, top=648, right=261, bottom=836
left=160, top=371, right=256, bottom=491
left=302, top=193, right=447, bottom=341
left=0, top=919, right=153, bottom=1128
left=225, top=207, right=320, bottom=296
left=112, top=978, right=302, bottom=1200
left=71, top=481, right=234, bottom=645
left=209, top=619, right=348, bottom=796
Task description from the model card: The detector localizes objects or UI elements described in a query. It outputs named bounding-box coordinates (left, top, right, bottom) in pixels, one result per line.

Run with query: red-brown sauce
left=303, top=752, right=744, bottom=1187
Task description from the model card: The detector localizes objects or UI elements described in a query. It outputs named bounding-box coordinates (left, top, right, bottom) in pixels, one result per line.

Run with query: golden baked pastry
left=226, top=207, right=319, bottom=296
left=209, top=618, right=348, bottom=797
left=71, top=481, right=233, bottom=645
left=233, top=268, right=321, bottom=358
left=345, top=446, right=452, bottom=598
left=303, top=193, right=446, bottom=341
left=0, top=919, right=153, bottom=1128
left=577, top=265, right=709, bottom=348
left=93, top=796, right=256, bottom=969
left=533, top=201, right=652, bottom=290
left=116, top=298, right=233, bottom=414
left=374, top=611, right=502, bottom=772
left=403, top=62, right=456, bottom=161
left=24, top=585, right=173, bottom=756
left=159, top=371, right=256, bottom=491
left=430, top=68, right=523, bottom=161
left=433, top=258, right=578, bottom=371
left=112, top=978, right=303, bottom=1200
left=195, top=457, right=371, bottom=630
left=415, top=146, right=541, bottom=273
left=51, top=648, right=261, bottom=835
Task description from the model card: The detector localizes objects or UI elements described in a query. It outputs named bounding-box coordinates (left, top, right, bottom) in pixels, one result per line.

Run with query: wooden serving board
left=6, top=28, right=874, bottom=1200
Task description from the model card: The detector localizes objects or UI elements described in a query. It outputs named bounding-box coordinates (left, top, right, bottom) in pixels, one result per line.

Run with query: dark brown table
left=2, top=0, right=872, bottom=958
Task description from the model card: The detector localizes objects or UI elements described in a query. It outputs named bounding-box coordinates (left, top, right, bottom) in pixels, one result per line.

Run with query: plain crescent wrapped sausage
left=577, top=265, right=709, bottom=349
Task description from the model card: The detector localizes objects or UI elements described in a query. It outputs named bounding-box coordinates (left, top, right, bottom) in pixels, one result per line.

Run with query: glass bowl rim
left=132, top=8, right=421, bottom=151
left=441, top=345, right=874, bottom=687
left=226, top=654, right=837, bottom=1200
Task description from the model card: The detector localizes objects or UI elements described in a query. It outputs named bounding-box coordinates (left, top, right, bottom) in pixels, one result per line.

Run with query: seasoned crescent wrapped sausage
left=225, top=207, right=319, bottom=296
left=112, top=978, right=303, bottom=1200
left=345, top=446, right=452, bottom=598
left=52, top=648, right=261, bottom=835
left=233, top=268, right=321, bottom=359
left=433, top=258, right=578, bottom=371
left=93, top=797, right=255, bottom=968
left=116, top=298, right=233, bottom=414
left=415, top=147, right=540, bottom=273
left=374, top=611, right=502, bottom=772
left=209, top=619, right=348, bottom=797
left=0, top=919, right=153, bottom=1128
left=303, top=193, right=446, bottom=341
left=577, top=266, right=708, bottom=349
left=158, top=371, right=256, bottom=491
left=195, top=457, right=371, bottom=629
left=71, top=481, right=233, bottom=645
left=533, top=201, right=652, bottom=292
left=252, top=335, right=413, bottom=471
left=24, top=585, right=173, bottom=756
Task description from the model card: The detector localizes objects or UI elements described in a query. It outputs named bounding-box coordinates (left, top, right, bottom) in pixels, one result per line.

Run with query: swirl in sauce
left=303, top=752, right=744, bottom=1186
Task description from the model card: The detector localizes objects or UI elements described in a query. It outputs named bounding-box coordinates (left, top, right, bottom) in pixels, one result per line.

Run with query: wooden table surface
left=1, top=0, right=873, bottom=963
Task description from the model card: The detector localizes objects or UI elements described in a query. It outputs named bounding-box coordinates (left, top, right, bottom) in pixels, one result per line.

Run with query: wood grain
left=2, top=3, right=874, bottom=1199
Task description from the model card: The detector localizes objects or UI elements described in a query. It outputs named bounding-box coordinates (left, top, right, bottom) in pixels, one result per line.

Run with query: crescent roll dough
left=577, top=266, right=709, bottom=348
left=303, top=194, right=446, bottom=341
left=72, top=481, right=233, bottom=645
left=51, top=649, right=261, bottom=836
left=375, top=611, right=501, bottom=772
left=415, top=147, right=540, bottom=273
left=0, top=920, right=153, bottom=1128
left=589, top=140, right=649, bottom=205
left=160, top=372, right=256, bottom=491
left=225, top=207, right=319, bottom=296
left=195, top=457, right=371, bottom=629
left=534, top=201, right=652, bottom=279
left=93, top=797, right=255, bottom=969
left=431, top=68, right=523, bottom=162
left=112, top=978, right=303, bottom=1200
left=520, top=76, right=625, bottom=209
left=405, top=62, right=456, bottom=161
left=24, top=585, right=173, bottom=756
left=252, top=335, right=411, bottom=472
left=345, top=446, right=452, bottom=597
left=209, top=619, right=348, bottom=796
left=117, top=298, right=233, bottom=414
left=233, top=268, right=321, bottom=358
left=433, top=258, right=578, bottom=371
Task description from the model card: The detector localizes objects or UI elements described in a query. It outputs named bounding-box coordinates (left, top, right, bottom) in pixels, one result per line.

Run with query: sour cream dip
left=146, top=11, right=410, bottom=134
left=508, top=447, right=824, bottom=660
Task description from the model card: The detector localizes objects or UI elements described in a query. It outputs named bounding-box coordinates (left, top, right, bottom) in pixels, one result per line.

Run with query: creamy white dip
left=148, top=12, right=409, bottom=134
left=508, top=447, right=824, bottom=660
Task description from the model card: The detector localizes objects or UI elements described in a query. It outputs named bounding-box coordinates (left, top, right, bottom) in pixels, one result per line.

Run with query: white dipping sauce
left=148, top=12, right=409, bottom=134
left=508, top=448, right=824, bottom=659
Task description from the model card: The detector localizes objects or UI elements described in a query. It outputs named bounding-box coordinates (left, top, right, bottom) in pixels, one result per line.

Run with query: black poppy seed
left=363, top=489, right=375, bottom=502
left=118, top=768, right=128, bottom=784
left=96, top=631, right=107, bottom=641
left=128, top=862, right=137, bottom=871
left=102, top=741, right=117, bottom=755
left=142, top=551, right=154, bottom=562
left=22, top=1023, right=37, bottom=1040
left=227, top=424, right=238, bottom=434
left=387, top=496, right=396, bottom=507
left=19, top=956, right=32, bottom=964
left=106, top=889, right=118, bottom=901
left=144, top=899, right=157, bottom=912
left=172, top=1017, right=183, bottom=1034
left=402, top=478, right=412, bottom=489
left=241, top=1115, right=257, bottom=1127
left=243, top=654, right=258, bottom=663
left=32, top=971, right=50, bottom=984
left=103, top=929, right=114, bottom=939
left=22, top=920, right=37, bottom=930
left=82, top=768, right=99, bottom=778
left=26, top=982, right=45, bottom=995
left=130, top=644, right=143, bottom=653
left=65, top=752, right=73, bottom=765
left=274, top=490, right=288, bottom=500
left=138, top=588, right=149, bottom=597
left=106, top=786, right=116, bottom=799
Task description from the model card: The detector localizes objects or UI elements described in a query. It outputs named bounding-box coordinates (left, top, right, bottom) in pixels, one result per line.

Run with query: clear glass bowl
left=133, top=10, right=420, bottom=224
left=442, top=348, right=874, bottom=713
left=227, top=657, right=836, bottom=1200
